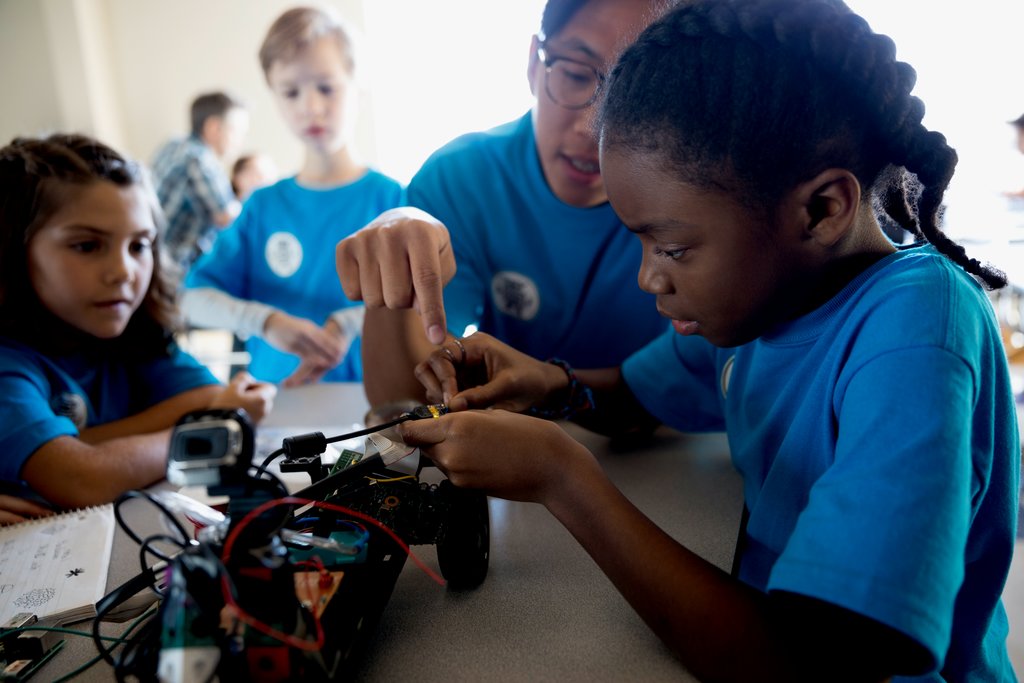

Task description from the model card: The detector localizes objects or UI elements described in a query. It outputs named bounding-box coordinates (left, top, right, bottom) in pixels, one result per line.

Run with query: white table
left=38, top=383, right=744, bottom=682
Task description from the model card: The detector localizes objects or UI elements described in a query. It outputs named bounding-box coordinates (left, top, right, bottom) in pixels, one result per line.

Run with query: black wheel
left=436, top=481, right=489, bottom=589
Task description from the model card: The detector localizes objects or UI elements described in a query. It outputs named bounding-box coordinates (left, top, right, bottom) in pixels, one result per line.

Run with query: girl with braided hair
left=396, top=1, right=1020, bottom=680
left=0, top=134, right=276, bottom=512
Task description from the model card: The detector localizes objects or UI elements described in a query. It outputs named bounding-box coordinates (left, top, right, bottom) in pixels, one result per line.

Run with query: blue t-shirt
left=623, top=245, right=1019, bottom=681
left=408, top=112, right=668, bottom=367
left=0, top=336, right=218, bottom=496
left=187, top=171, right=405, bottom=383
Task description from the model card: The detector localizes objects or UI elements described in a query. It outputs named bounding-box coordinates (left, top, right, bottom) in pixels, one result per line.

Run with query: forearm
left=546, top=455, right=902, bottom=682
left=22, top=432, right=172, bottom=508
left=78, top=385, right=221, bottom=444
left=362, top=308, right=435, bottom=406
left=545, top=463, right=794, bottom=681
left=181, top=287, right=276, bottom=339
left=571, top=367, right=660, bottom=437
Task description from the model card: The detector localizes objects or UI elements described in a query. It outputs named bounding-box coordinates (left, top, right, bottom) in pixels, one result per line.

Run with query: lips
left=561, top=153, right=601, bottom=184
left=306, top=126, right=326, bottom=137
left=671, top=319, right=700, bottom=336
left=658, top=306, right=701, bottom=336
left=94, top=299, right=131, bottom=310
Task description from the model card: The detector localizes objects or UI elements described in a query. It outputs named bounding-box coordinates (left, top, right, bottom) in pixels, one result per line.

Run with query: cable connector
left=282, top=432, right=327, bottom=459
left=402, top=404, right=449, bottom=420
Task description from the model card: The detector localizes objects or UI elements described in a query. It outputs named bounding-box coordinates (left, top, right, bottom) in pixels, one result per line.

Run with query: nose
left=637, top=250, right=671, bottom=295
left=103, top=247, right=135, bottom=285
left=572, top=104, right=599, bottom=139
left=302, top=88, right=326, bottom=117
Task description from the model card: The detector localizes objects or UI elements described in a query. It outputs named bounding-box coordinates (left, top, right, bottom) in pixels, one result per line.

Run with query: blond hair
left=259, top=6, right=356, bottom=79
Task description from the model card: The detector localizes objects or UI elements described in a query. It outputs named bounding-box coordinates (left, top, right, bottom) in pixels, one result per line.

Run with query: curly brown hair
left=0, top=133, right=183, bottom=357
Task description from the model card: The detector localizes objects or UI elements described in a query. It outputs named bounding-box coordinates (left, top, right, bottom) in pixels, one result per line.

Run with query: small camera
left=167, top=409, right=254, bottom=488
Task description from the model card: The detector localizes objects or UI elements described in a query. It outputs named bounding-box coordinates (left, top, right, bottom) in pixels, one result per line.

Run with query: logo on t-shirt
left=491, top=271, right=540, bottom=321
left=51, top=392, right=87, bottom=429
left=265, top=231, right=303, bottom=278
left=720, top=355, right=735, bottom=399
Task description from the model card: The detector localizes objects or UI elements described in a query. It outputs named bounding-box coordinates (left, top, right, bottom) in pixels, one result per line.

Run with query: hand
left=399, top=410, right=595, bottom=504
left=0, top=495, right=53, bottom=525
left=415, top=332, right=569, bottom=412
left=335, top=207, right=456, bottom=345
left=280, top=317, right=353, bottom=388
left=263, top=311, right=345, bottom=372
left=209, top=371, right=278, bottom=423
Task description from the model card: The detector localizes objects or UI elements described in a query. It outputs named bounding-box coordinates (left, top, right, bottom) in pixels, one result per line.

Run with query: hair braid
left=600, top=0, right=1006, bottom=289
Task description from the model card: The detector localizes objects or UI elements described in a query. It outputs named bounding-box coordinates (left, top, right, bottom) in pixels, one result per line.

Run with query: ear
left=201, top=116, right=222, bottom=145
left=527, top=34, right=541, bottom=97
left=792, top=169, right=861, bottom=247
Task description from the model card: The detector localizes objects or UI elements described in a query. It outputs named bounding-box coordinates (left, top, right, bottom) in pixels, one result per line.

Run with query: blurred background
left=1, top=0, right=1022, bottom=212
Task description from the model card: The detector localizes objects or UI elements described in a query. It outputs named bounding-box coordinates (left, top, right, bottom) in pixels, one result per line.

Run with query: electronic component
left=0, top=614, right=64, bottom=682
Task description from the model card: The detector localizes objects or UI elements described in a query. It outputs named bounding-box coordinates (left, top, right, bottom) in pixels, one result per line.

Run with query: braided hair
left=599, top=0, right=1006, bottom=289
left=0, top=133, right=181, bottom=356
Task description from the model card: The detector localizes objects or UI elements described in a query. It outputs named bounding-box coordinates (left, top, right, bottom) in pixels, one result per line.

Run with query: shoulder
left=358, top=168, right=404, bottom=194
left=414, top=114, right=529, bottom=179
left=0, top=338, right=50, bottom=378
left=841, top=245, right=998, bottom=362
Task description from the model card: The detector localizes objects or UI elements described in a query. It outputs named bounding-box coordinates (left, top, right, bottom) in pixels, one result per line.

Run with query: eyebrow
left=625, top=221, right=696, bottom=236
left=545, top=37, right=602, bottom=63
left=58, top=224, right=157, bottom=238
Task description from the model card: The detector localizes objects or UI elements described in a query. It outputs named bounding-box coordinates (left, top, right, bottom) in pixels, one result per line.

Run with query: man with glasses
left=337, top=0, right=672, bottom=408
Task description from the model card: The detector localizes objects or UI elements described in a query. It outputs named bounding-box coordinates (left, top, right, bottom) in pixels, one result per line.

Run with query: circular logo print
left=490, top=271, right=540, bottom=321
left=52, top=392, right=88, bottom=429
left=265, top=232, right=303, bottom=278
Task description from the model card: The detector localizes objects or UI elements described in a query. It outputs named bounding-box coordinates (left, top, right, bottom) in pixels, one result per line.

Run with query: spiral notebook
left=0, top=503, right=115, bottom=626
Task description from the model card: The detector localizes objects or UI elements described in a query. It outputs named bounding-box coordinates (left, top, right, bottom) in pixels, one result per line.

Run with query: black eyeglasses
left=536, top=42, right=606, bottom=110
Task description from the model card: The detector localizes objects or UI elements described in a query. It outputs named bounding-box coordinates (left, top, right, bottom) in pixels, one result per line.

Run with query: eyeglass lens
left=545, top=60, right=600, bottom=109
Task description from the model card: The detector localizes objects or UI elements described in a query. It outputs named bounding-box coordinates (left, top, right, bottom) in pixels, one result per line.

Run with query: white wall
left=0, top=1, right=64, bottom=141
left=3, top=0, right=1022, bottom=229
left=0, top=0, right=373, bottom=175
left=100, top=0, right=371, bottom=173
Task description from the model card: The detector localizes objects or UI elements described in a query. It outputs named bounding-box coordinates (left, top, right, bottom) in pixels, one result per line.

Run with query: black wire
left=324, top=415, right=408, bottom=444
left=253, top=447, right=285, bottom=479
left=114, top=489, right=190, bottom=549
left=251, top=416, right=407, bottom=482
left=140, top=533, right=189, bottom=567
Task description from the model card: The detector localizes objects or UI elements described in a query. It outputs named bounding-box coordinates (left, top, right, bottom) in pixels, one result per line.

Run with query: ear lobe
left=801, top=169, right=860, bottom=247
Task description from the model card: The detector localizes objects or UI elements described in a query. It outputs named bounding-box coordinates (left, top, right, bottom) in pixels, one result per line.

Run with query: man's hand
left=336, top=207, right=456, bottom=345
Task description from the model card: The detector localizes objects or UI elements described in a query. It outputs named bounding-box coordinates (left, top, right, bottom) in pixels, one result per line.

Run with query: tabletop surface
left=35, top=383, right=743, bottom=682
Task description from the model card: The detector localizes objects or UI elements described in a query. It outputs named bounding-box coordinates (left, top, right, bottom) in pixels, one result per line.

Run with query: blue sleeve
left=768, top=346, right=976, bottom=668
left=186, top=200, right=253, bottom=297
left=0, top=358, right=78, bottom=483
left=137, top=344, right=219, bottom=407
left=621, top=329, right=726, bottom=432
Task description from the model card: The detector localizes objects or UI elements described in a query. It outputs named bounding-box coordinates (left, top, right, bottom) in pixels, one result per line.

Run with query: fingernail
left=428, top=325, right=445, bottom=345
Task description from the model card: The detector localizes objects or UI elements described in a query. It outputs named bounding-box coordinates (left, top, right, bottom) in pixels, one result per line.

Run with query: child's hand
left=415, top=332, right=568, bottom=412
left=209, top=371, right=277, bottom=424
left=264, top=312, right=345, bottom=370
left=281, top=317, right=353, bottom=387
left=335, top=207, right=456, bottom=345
left=399, top=409, right=594, bottom=504
left=0, top=495, right=54, bottom=526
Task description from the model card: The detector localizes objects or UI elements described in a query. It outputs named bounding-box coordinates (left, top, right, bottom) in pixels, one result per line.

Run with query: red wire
left=217, top=495, right=447, bottom=652
left=221, top=496, right=446, bottom=586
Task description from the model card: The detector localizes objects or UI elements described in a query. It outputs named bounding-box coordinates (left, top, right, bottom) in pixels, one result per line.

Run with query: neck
left=297, top=145, right=364, bottom=187
left=799, top=222, right=898, bottom=316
